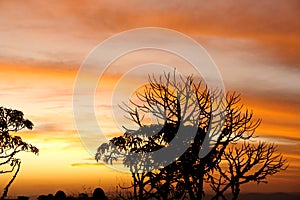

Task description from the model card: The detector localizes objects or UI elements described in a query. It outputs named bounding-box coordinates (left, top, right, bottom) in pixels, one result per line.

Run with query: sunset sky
left=0, top=0, right=299, bottom=196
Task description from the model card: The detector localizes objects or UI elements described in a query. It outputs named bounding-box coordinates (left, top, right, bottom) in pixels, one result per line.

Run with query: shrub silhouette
left=96, top=73, right=287, bottom=200
left=54, top=190, right=66, bottom=200
left=92, top=188, right=108, bottom=200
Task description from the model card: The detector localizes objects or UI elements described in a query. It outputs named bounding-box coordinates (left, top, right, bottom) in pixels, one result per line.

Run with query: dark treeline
left=37, top=188, right=107, bottom=200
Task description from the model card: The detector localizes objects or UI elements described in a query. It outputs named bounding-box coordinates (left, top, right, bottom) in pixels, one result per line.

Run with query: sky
left=0, top=0, right=299, bottom=196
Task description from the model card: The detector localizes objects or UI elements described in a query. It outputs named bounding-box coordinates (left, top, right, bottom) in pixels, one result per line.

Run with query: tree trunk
left=232, top=183, right=240, bottom=200
left=138, top=174, right=145, bottom=200
left=182, top=169, right=195, bottom=200
left=132, top=173, right=138, bottom=200
left=197, top=174, right=204, bottom=200
left=196, top=163, right=205, bottom=200
left=1, top=160, right=21, bottom=200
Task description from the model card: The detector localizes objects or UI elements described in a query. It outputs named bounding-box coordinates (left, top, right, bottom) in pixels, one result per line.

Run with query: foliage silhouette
left=96, top=73, right=287, bottom=200
left=0, top=107, right=39, bottom=199
left=54, top=190, right=66, bottom=200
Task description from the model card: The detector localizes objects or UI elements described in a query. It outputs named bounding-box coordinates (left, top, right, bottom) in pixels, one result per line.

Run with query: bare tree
left=209, top=142, right=287, bottom=200
left=96, top=72, right=286, bottom=200
left=0, top=107, right=39, bottom=199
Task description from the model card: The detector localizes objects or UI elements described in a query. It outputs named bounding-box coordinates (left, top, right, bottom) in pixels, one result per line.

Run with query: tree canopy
left=0, top=107, right=39, bottom=199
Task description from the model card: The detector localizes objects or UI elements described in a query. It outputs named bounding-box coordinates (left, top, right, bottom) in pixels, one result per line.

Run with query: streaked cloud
left=0, top=0, right=299, bottom=66
left=71, top=163, right=105, bottom=167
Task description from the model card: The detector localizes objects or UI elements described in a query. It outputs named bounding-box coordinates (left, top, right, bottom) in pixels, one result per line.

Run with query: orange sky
left=0, top=0, right=299, bottom=196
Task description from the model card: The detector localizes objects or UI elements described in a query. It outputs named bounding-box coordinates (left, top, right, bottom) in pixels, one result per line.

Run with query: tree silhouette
left=209, top=142, right=287, bottom=200
left=96, top=73, right=287, bottom=200
left=0, top=107, right=39, bottom=199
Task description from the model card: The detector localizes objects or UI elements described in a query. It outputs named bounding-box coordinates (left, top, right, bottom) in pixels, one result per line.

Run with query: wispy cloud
left=70, top=162, right=105, bottom=167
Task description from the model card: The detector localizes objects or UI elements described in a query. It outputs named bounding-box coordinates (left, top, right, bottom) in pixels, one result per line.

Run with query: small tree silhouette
left=0, top=107, right=39, bottom=199
left=209, top=142, right=287, bottom=200
left=96, top=73, right=287, bottom=200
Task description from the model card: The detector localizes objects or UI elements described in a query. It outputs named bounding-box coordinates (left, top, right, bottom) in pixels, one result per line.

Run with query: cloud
left=0, top=0, right=299, bottom=66
left=256, top=135, right=300, bottom=146
left=70, top=162, right=105, bottom=167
